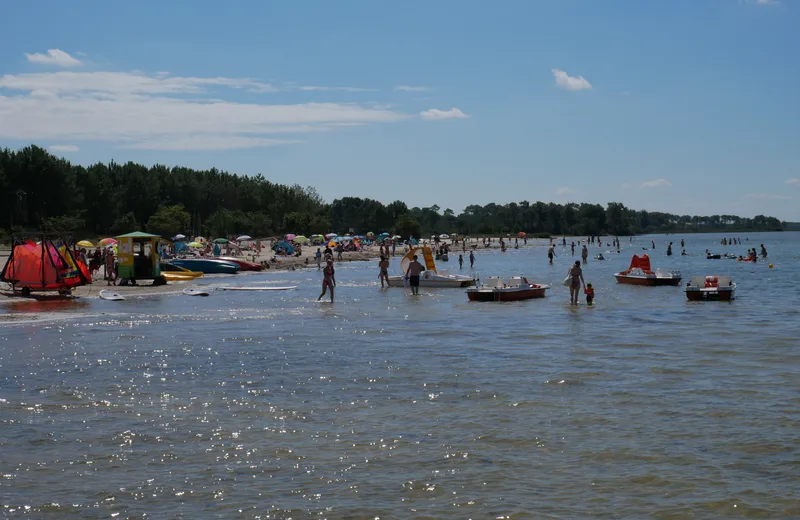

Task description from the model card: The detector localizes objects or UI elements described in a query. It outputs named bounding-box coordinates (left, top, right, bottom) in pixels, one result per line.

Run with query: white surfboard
left=183, top=288, right=210, bottom=297
left=217, top=286, right=297, bottom=291
left=99, top=290, right=125, bottom=301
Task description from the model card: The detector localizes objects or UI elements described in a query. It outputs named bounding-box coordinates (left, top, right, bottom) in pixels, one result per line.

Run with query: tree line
left=0, top=145, right=786, bottom=240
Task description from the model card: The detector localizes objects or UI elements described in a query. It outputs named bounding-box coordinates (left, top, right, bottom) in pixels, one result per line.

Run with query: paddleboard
left=99, top=290, right=125, bottom=301
left=183, top=288, right=210, bottom=297
left=217, top=286, right=297, bottom=291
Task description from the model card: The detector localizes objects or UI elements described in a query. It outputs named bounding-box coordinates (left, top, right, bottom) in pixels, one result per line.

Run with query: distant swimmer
left=595, top=253, right=605, bottom=261
left=681, top=249, right=687, bottom=256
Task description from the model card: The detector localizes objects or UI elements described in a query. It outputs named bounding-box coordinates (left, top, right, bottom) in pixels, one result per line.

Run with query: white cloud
left=744, top=193, right=790, bottom=200
left=753, top=0, right=778, bottom=5
left=551, top=69, right=592, bottom=91
left=556, top=187, right=575, bottom=195
left=640, top=178, right=672, bottom=189
left=786, top=178, right=800, bottom=185
left=395, top=86, right=431, bottom=92
left=293, top=85, right=374, bottom=92
left=420, top=108, right=468, bottom=120
left=25, top=49, right=82, bottom=67
left=0, top=70, right=410, bottom=151
left=49, top=144, right=79, bottom=152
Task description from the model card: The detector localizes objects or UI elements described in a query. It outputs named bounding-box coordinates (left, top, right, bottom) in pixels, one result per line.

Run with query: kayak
left=170, top=258, right=240, bottom=274
left=163, top=272, right=203, bottom=282
left=217, top=257, right=264, bottom=271
left=217, top=286, right=297, bottom=291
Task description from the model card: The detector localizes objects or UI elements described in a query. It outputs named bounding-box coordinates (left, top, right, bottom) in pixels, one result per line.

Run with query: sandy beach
left=0, top=237, right=557, bottom=304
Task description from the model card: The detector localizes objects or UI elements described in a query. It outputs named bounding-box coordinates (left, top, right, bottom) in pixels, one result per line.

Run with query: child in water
left=584, top=283, right=595, bottom=306
left=458, top=254, right=464, bottom=268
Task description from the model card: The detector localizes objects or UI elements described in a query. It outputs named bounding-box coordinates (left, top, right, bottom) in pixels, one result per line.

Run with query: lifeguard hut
left=115, top=232, right=162, bottom=284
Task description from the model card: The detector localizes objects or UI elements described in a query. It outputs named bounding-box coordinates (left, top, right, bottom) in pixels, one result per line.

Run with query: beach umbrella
left=327, top=240, right=337, bottom=248
left=236, top=235, right=252, bottom=241
left=285, top=233, right=296, bottom=242
left=77, top=240, right=94, bottom=248
left=379, top=232, right=390, bottom=237
left=187, top=241, right=204, bottom=248
left=518, top=232, right=526, bottom=237
left=392, top=235, right=401, bottom=239
left=366, top=232, right=375, bottom=238
left=439, top=234, right=450, bottom=239
left=213, top=238, right=228, bottom=244
left=294, top=235, right=308, bottom=243
left=195, top=236, right=207, bottom=243
left=325, top=233, right=337, bottom=239
left=172, top=234, right=186, bottom=240
left=97, top=238, right=117, bottom=247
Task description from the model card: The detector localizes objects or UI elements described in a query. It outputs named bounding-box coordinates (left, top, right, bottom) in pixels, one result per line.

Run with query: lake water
left=1, top=232, right=798, bottom=519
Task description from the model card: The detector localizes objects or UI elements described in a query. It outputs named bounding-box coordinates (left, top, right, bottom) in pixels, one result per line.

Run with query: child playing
left=584, top=283, right=595, bottom=305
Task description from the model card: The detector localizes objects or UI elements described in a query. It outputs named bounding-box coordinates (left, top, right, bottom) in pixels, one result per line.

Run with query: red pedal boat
left=466, top=276, right=549, bottom=302
left=685, top=276, right=736, bottom=301
left=614, top=254, right=681, bottom=286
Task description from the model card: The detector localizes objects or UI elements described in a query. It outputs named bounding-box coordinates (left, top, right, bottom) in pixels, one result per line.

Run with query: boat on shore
left=387, top=246, right=475, bottom=288
left=169, top=258, right=239, bottom=275
left=217, top=256, right=264, bottom=271
left=685, top=276, right=736, bottom=301
left=466, top=276, right=549, bottom=302
left=614, top=254, right=681, bottom=286
left=160, top=263, right=203, bottom=280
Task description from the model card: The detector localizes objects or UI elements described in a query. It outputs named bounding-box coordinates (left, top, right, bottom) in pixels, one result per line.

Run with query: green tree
left=147, top=205, right=191, bottom=237
left=395, top=214, right=422, bottom=240
left=110, top=212, right=140, bottom=235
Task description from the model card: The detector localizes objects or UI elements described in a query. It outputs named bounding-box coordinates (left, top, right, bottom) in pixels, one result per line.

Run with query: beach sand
left=0, top=237, right=554, bottom=303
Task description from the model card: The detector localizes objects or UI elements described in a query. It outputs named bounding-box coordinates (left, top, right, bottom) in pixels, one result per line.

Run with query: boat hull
left=217, top=257, right=264, bottom=271
left=614, top=274, right=682, bottom=286
left=162, top=272, right=203, bottom=282
left=171, top=259, right=240, bottom=274
left=386, top=276, right=474, bottom=288
left=467, top=287, right=548, bottom=301
left=685, top=287, right=736, bottom=301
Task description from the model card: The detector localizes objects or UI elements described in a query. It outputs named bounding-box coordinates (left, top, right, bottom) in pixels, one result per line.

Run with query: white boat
left=387, top=246, right=476, bottom=288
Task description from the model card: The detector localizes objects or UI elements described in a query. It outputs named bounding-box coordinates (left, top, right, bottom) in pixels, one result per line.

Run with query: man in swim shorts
left=405, top=255, right=425, bottom=295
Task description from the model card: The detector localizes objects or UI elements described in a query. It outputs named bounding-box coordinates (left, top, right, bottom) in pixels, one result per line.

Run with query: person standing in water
left=315, top=248, right=322, bottom=269
left=405, top=255, right=425, bottom=295
left=666, top=242, right=673, bottom=256
left=378, top=256, right=390, bottom=288
left=568, top=260, right=585, bottom=306
left=547, top=244, right=557, bottom=264
left=318, top=260, right=335, bottom=302
left=760, top=244, right=768, bottom=258
left=469, top=251, right=475, bottom=268
left=581, top=245, right=588, bottom=264
left=458, top=254, right=464, bottom=269
left=571, top=242, right=576, bottom=256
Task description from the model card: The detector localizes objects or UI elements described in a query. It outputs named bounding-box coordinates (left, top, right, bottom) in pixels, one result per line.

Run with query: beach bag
left=562, top=274, right=572, bottom=287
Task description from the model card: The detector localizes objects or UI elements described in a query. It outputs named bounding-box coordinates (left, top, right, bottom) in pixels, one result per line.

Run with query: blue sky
left=1, top=0, right=798, bottom=220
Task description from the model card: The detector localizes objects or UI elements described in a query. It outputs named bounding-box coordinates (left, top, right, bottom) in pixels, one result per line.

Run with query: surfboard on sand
left=99, top=290, right=125, bottom=301
left=217, top=286, right=297, bottom=291
left=183, top=288, right=210, bottom=297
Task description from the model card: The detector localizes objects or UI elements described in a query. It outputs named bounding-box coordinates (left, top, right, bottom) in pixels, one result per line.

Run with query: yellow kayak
left=163, top=271, right=203, bottom=282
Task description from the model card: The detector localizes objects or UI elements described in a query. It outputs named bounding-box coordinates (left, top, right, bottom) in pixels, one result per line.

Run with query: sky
left=1, top=0, right=798, bottom=220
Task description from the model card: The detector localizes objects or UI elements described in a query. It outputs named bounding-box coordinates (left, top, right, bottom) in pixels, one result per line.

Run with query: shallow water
left=1, top=232, right=799, bottom=518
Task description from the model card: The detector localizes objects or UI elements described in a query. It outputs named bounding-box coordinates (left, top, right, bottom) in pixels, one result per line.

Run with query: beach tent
left=325, top=233, right=337, bottom=239
left=273, top=241, right=295, bottom=255
left=1, top=238, right=89, bottom=295
left=310, top=234, right=325, bottom=244
left=293, top=235, right=308, bottom=243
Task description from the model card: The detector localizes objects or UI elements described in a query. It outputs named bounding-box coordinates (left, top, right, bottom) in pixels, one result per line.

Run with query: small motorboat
left=387, top=246, right=475, bottom=288
left=466, top=276, right=549, bottom=302
left=170, top=258, right=240, bottom=275
left=685, top=276, right=736, bottom=301
left=217, top=256, right=264, bottom=271
left=614, top=254, right=681, bottom=286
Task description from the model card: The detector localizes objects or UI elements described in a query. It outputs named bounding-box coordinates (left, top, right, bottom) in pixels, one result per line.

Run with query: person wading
left=567, top=260, right=585, bottom=306
left=405, top=255, right=425, bottom=296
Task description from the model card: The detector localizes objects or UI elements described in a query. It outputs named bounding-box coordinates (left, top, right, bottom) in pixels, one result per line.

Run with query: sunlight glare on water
left=1, top=233, right=799, bottom=518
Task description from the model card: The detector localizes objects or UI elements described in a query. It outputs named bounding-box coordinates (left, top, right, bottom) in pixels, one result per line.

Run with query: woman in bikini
left=318, top=260, right=335, bottom=302
left=568, top=260, right=585, bottom=305
left=378, top=256, right=390, bottom=288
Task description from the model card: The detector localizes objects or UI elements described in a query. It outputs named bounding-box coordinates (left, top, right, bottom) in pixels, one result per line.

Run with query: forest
left=0, top=146, right=786, bottom=240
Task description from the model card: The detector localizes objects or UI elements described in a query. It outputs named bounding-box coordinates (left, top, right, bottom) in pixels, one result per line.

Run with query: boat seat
left=691, top=276, right=706, bottom=287
left=716, top=276, right=732, bottom=287
left=485, top=277, right=503, bottom=289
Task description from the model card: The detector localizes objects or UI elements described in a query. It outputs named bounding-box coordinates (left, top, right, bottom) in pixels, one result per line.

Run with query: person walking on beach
left=581, top=245, right=588, bottom=264
left=315, top=248, right=322, bottom=269
left=105, top=249, right=116, bottom=286
left=469, top=251, right=475, bottom=268
left=318, top=260, right=335, bottom=302
left=568, top=260, right=585, bottom=306
left=405, top=255, right=425, bottom=295
left=378, top=256, right=390, bottom=288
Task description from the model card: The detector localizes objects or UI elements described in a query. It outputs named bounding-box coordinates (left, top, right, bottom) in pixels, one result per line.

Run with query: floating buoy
left=768, top=264, right=774, bottom=268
